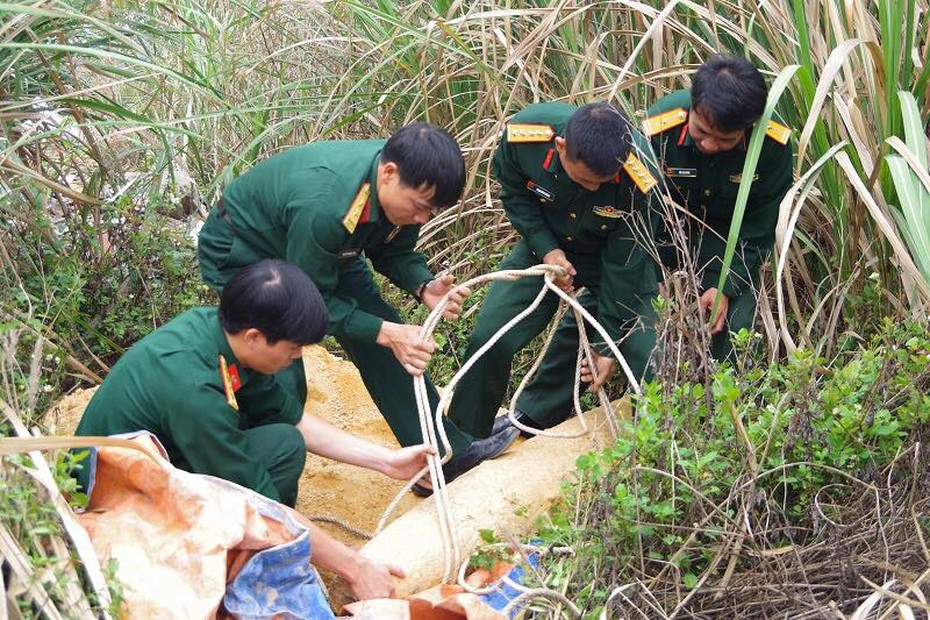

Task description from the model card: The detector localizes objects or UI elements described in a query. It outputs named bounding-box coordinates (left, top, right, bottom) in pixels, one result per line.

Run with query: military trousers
left=243, top=423, right=307, bottom=507
left=447, top=242, right=657, bottom=439
left=332, top=258, right=471, bottom=455
left=514, top=265, right=657, bottom=430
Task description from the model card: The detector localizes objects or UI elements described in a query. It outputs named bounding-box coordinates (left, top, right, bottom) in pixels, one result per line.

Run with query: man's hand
left=376, top=321, right=436, bottom=376
left=379, top=443, right=436, bottom=480
left=542, top=248, right=576, bottom=292
left=699, top=287, right=730, bottom=335
left=346, top=557, right=406, bottom=600
left=580, top=350, right=615, bottom=392
left=421, top=274, right=471, bottom=320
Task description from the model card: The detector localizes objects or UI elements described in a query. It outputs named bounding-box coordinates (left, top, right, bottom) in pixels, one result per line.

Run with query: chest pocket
left=664, top=174, right=699, bottom=207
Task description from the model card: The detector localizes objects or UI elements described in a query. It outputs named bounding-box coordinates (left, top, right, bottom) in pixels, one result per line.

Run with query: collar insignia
left=219, top=354, right=240, bottom=411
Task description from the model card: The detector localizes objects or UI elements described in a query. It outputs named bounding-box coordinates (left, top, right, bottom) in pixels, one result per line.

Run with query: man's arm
left=295, top=412, right=434, bottom=480
left=287, top=511, right=405, bottom=600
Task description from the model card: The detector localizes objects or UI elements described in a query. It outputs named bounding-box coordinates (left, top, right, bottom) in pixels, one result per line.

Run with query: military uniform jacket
left=75, top=308, right=303, bottom=502
left=215, top=141, right=434, bottom=343
left=645, top=89, right=793, bottom=297
left=493, top=102, right=659, bottom=342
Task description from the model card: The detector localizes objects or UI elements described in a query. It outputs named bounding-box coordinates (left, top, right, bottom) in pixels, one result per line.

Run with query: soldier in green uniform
left=447, top=102, right=660, bottom=442
left=197, top=123, right=518, bottom=492
left=642, top=54, right=793, bottom=360
left=76, top=260, right=426, bottom=599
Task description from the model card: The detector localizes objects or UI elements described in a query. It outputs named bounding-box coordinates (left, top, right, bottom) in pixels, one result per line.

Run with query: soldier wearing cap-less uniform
left=642, top=54, right=793, bottom=360
left=446, top=101, right=661, bottom=439
left=76, top=260, right=440, bottom=601
left=76, top=305, right=309, bottom=505
left=197, top=124, right=478, bottom=456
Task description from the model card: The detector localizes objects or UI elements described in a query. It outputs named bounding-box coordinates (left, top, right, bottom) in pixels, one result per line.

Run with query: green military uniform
left=644, top=89, right=793, bottom=359
left=75, top=308, right=306, bottom=506
left=197, top=141, right=471, bottom=454
left=447, top=102, right=660, bottom=438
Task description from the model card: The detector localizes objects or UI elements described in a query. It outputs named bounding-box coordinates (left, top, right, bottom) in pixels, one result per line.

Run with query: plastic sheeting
left=75, top=432, right=334, bottom=619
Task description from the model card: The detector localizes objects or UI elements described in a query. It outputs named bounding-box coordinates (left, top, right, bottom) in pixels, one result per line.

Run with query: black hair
left=563, top=103, right=632, bottom=177
left=218, top=260, right=328, bottom=345
left=380, top=122, right=465, bottom=209
left=691, top=54, right=768, bottom=132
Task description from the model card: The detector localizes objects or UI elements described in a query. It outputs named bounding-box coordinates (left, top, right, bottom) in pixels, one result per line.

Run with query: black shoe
left=411, top=425, right=520, bottom=497
left=491, top=411, right=539, bottom=439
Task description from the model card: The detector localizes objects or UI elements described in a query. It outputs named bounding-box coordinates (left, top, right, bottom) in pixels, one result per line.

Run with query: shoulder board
left=765, top=119, right=791, bottom=145
left=622, top=153, right=658, bottom=193
left=642, top=108, right=688, bottom=137
left=506, top=123, right=556, bottom=143
left=342, top=183, right=371, bottom=233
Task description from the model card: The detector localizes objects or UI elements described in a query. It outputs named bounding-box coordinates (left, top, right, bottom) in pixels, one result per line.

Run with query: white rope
left=378, top=264, right=644, bottom=582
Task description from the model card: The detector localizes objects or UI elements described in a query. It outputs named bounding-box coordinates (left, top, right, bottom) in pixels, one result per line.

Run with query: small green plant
left=468, top=529, right=515, bottom=572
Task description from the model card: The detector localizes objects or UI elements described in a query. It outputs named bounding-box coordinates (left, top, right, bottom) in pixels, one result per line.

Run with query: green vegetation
left=2, top=0, right=929, bottom=616
left=536, top=319, right=930, bottom=616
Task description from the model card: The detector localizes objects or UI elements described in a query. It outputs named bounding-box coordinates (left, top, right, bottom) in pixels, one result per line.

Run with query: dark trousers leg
left=447, top=244, right=561, bottom=439
left=244, top=423, right=307, bottom=507
left=335, top=259, right=471, bottom=454
left=517, top=288, right=658, bottom=429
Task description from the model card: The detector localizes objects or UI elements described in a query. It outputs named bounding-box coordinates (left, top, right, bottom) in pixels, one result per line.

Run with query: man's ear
left=243, top=327, right=265, bottom=346
left=554, top=136, right=567, bottom=156
left=379, top=160, right=399, bottom=183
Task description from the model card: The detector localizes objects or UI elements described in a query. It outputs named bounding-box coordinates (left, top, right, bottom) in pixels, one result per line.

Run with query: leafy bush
left=537, top=319, right=930, bottom=616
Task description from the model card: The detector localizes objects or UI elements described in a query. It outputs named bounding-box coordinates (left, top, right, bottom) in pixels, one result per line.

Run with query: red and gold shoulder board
left=218, top=354, right=240, bottom=411
left=764, top=119, right=791, bottom=145
left=506, top=123, right=556, bottom=143
left=642, top=108, right=688, bottom=137
left=622, top=153, right=658, bottom=193
left=342, top=183, right=371, bottom=233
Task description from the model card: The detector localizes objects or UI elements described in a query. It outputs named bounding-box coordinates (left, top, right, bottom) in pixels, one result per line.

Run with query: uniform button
left=569, top=213, right=577, bottom=219
left=600, top=224, right=607, bottom=230
left=566, top=236, right=573, bottom=241
left=704, top=189, right=711, bottom=196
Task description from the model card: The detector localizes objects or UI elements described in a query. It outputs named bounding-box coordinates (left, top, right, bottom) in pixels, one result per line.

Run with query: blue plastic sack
left=477, top=547, right=541, bottom=619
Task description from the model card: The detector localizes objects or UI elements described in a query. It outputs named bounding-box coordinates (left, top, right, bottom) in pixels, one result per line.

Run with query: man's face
left=377, top=162, right=437, bottom=226
left=555, top=137, right=616, bottom=192
left=688, top=108, right=745, bottom=155
left=246, top=332, right=304, bottom=374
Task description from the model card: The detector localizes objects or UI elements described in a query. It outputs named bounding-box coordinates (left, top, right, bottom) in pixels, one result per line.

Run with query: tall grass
left=2, top=0, right=929, bottom=408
